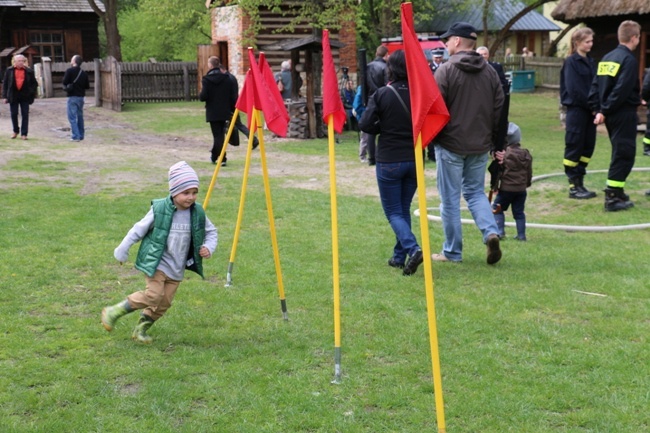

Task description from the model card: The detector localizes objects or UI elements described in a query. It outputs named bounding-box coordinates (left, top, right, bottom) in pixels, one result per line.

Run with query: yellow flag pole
left=224, top=109, right=257, bottom=287
left=255, top=110, right=288, bottom=320
left=204, top=109, right=239, bottom=210
left=414, top=134, right=446, bottom=432
left=326, top=115, right=343, bottom=384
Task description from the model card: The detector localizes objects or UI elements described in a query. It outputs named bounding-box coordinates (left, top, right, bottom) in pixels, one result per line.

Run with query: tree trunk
left=87, top=0, right=122, bottom=61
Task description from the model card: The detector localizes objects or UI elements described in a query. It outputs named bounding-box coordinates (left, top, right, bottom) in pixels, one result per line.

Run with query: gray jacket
left=434, top=51, right=504, bottom=155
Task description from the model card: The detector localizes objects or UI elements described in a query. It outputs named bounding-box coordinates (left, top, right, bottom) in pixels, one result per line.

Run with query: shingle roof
left=416, top=0, right=560, bottom=34
left=551, top=0, right=650, bottom=22
left=4, top=0, right=104, bottom=12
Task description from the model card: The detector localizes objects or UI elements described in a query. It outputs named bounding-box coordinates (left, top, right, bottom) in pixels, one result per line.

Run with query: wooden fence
left=38, top=57, right=199, bottom=111
left=495, top=55, right=563, bottom=89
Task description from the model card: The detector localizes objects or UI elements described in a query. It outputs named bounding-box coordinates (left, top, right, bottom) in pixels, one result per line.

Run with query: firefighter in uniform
left=560, top=28, right=598, bottom=199
left=588, top=20, right=642, bottom=211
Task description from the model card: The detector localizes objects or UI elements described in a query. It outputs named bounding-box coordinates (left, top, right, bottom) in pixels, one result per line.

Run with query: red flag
left=248, top=48, right=289, bottom=137
left=235, top=69, right=256, bottom=129
left=259, top=53, right=289, bottom=124
left=401, top=3, right=449, bottom=147
left=321, top=29, right=347, bottom=134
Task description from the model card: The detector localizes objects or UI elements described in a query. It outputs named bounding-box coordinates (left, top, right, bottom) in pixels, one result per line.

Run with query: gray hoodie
left=434, top=50, right=504, bottom=155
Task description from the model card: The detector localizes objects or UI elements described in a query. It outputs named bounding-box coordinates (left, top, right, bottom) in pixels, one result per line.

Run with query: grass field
left=0, top=92, right=649, bottom=432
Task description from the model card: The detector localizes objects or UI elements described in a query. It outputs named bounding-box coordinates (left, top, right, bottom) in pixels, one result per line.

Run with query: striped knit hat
left=168, top=161, right=199, bottom=197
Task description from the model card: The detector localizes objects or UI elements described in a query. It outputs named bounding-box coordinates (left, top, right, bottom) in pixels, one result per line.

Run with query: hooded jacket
left=434, top=51, right=504, bottom=155
left=199, top=68, right=238, bottom=122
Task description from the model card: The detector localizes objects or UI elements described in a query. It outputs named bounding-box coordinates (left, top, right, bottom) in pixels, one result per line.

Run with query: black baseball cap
left=440, top=22, right=478, bottom=40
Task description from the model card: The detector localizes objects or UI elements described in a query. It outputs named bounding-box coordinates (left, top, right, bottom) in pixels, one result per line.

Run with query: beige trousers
left=127, top=270, right=180, bottom=321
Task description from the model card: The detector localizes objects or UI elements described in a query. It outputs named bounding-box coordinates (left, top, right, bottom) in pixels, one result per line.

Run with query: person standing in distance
left=2, top=54, right=38, bottom=140
left=200, top=56, right=237, bottom=166
left=588, top=20, right=642, bottom=211
left=432, top=22, right=504, bottom=265
left=559, top=28, right=598, bottom=199
left=359, top=45, right=389, bottom=163
left=62, top=55, right=90, bottom=142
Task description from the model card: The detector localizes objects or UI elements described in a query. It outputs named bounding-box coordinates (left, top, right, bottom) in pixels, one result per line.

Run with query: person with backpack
left=62, top=55, right=90, bottom=142
left=492, top=123, right=533, bottom=241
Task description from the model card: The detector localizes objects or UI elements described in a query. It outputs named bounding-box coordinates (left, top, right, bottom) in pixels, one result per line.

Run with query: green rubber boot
left=101, top=300, right=131, bottom=332
left=132, top=315, right=155, bottom=344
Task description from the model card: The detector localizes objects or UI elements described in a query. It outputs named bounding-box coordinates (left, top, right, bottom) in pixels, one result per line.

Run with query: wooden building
left=0, top=0, right=104, bottom=70
left=206, top=1, right=356, bottom=86
left=551, top=0, right=650, bottom=72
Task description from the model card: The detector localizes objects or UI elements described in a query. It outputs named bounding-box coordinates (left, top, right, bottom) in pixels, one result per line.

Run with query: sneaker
left=387, top=258, right=405, bottom=269
left=486, top=234, right=502, bottom=265
left=221, top=161, right=227, bottom=167
left=403, top=249, right=423, bottom=276
left=644, top=145, right=650, bottom=156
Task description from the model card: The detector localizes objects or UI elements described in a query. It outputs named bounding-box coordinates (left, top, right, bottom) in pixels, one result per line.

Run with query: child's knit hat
left=506, top=122, right=521, bottom=146
left=169, top=161, right=199, bottom=197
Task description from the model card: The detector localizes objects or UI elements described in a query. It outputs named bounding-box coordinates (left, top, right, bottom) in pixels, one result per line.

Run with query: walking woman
left=560, top=27, right=598, bottom=199
left=359, top=50, right=423, bottom=276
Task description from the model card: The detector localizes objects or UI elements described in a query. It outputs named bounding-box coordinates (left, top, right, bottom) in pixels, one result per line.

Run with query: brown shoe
left=11, top=132, right=18, bottom=139
left=21, top=135, right=27, bottom=140
left=486, top=234, right=502, bottom=265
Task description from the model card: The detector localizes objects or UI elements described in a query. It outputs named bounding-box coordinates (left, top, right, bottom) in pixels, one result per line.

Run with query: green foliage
left=119, top=0, right=212, bottom=61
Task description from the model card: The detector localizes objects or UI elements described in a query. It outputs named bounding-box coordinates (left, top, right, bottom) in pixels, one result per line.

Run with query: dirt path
left=1, top=97, right=419, bottom=199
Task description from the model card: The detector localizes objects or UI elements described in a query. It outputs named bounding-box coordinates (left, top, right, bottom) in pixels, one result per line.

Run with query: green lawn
left=0, top=92, right=648, bottom=432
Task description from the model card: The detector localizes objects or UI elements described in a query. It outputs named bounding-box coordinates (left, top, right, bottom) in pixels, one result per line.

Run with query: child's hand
left=495, top=150, right=505, bottom=164
left=199, top=246, right=211, bottom=258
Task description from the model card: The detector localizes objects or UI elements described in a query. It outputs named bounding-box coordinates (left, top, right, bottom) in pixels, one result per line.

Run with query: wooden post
left=305, top=49, right=316, bottom=139
left=42, top=57, right=52, bottom=98
left=183, top=64, right=190, bottom=101
left=291, top=49, right=300, bottom=100
left=94, top=58, right=102, bottom=107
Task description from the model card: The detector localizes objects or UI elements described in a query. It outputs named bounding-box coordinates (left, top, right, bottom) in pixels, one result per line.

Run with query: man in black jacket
left=2, top=54, right=38, bottom=140
left=199, top=56, right=238, bottom=166
left=588, top=20, right=641, bottom=211
left=359, top=45, right=388, bottom=163
left=62, top=55, right=90, bottom=142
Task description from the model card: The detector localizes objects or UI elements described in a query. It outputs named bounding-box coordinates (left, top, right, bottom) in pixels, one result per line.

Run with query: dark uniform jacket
left=588, top=44, right=640, bottom=115
left=560, top=52, right=595, bottom=110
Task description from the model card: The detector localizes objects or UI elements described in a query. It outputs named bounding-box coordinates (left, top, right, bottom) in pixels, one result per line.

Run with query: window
left=29, top=31, right=65, bottom=63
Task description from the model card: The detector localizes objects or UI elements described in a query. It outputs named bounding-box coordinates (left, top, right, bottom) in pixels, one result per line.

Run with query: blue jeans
left=434, top=146, right=498, bottom=261
left=67, top=96, right=85, bottom=140
left=376, top=161, right=420, bottom=263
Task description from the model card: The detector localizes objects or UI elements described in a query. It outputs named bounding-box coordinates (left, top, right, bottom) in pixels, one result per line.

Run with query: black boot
left=604, top=188, right=634, bottom=212
left=514, top=218, right=526, bottom=241
left=569, top=177, right=596, bottom=199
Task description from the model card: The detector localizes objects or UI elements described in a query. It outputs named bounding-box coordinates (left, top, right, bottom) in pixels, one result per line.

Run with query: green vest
left=135, top=196, right=206, bottom=279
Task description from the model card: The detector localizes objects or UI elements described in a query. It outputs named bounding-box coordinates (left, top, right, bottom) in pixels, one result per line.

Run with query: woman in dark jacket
left=359, top=50, right=423, bottom=276
left=560, top=27, right=598, bottom=199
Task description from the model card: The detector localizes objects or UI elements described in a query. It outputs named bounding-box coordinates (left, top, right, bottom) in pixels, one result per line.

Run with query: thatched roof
left=552, top=0, right=650, bottom=23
